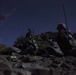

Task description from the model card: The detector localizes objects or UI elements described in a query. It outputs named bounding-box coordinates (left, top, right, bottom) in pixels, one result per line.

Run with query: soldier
left=56, top=23, right=76, bottom=56
left=26, top=29, right=33, bottom=39
left=26, top=29, right=38, bottom=52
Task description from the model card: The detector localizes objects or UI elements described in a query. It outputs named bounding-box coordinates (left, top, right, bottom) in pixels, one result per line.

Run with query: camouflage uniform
left=56, top=23, right=76, bottom=56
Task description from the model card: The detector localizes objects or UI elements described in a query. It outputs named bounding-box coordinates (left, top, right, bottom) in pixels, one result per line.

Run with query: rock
left=0, top=61, right=11, bottom=75
left=10, top=47, right=21, bottom=53
left=31, top=68, right=52, bottom=75
left=11, top=68, right=31, bottom=75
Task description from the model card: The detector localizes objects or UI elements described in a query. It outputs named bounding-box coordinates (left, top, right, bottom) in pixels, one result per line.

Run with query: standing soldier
left=26, top=29, right=38, bottom=53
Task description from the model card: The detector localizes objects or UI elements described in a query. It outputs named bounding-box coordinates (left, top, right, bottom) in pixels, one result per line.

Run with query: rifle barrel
left=62, top=4, right=69, bottom=38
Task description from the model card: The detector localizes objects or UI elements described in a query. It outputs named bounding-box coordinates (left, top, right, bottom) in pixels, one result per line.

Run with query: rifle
left=62, top=4, right=69, bottom=38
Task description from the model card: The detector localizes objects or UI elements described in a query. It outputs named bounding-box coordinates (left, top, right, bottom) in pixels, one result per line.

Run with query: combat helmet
left=57, top=23, right=67, bottom=30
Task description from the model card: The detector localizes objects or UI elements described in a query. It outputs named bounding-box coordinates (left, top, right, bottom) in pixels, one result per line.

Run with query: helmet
left=57, top=23, right=66, bottom=30
left=28, top=29, right=31, bottom=32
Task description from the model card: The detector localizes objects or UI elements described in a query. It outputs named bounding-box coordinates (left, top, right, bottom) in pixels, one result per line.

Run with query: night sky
left=0, top=0, right=76, bottom=46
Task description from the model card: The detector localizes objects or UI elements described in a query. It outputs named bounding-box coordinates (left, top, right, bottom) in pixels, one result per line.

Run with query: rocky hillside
left=0, top=32, right=76, bottom=75
left=0, top=45, right=76, bottom=75
left=0, top=54, right=76, bottom=75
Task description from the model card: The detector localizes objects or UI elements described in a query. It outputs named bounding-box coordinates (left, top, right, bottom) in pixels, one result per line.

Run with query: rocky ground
left=0, top=54, right=76, bottom=75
